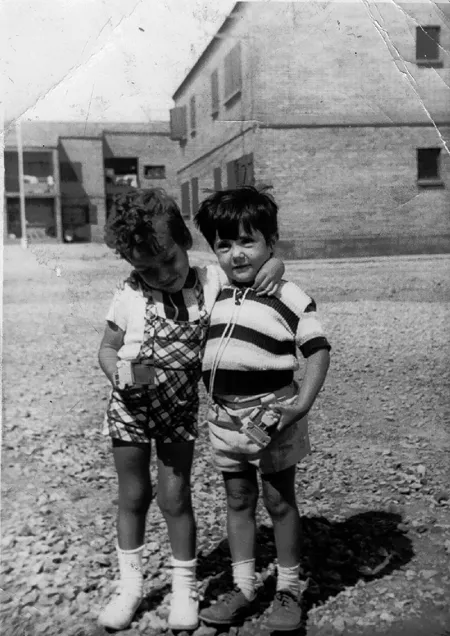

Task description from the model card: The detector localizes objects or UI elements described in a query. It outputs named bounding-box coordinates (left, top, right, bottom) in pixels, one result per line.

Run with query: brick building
left=170, top=1, right=450, bottom=258
left=4, top=121, right=178, bottom=243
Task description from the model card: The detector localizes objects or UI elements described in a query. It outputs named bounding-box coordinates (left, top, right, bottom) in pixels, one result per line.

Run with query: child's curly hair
left=105, top=188, right=193, bottom=259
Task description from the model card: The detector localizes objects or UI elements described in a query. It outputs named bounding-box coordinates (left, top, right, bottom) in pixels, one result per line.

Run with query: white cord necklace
left=208, top=286, right=251, bottom=405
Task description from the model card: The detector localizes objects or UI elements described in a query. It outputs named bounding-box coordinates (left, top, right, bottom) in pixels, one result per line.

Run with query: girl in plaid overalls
left=97, top=189, right=284, bottom=632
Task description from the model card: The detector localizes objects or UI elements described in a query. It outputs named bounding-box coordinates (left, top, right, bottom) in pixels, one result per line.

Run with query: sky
left=4, top=0, right=236, bottom=124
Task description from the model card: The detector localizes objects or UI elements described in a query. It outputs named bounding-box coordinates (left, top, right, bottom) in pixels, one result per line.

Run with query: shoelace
left=275, top=590, right=297, bottom=606
left=221, top=585, right=246, bottom=603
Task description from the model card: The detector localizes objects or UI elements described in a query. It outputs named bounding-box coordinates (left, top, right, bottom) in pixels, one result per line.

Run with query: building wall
left=59, top=137, right=107, bottom=241
left=249, top=1, right=450, bottom=125
left=172, top=1, right=450, bottom=258
left=255, top=125, right=450, bottom=257
left=178, top=128, right=258, bottom=249
left=103, top=132, right=179, bottom=196
left=173, top=2, right=256, bottom=170
left=4, top=122, right=178, bottom=244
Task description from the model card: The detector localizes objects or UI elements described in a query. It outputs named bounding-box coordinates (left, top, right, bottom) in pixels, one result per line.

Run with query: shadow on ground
left=197, top=510, right=414, bottom=635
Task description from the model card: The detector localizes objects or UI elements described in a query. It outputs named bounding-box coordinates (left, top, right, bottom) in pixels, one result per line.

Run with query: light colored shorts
left=205, top=384, right=310, bottom=475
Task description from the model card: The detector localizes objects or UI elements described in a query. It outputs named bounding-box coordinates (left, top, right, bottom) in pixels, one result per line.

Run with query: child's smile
left=213, top=224, right=272, bottom=285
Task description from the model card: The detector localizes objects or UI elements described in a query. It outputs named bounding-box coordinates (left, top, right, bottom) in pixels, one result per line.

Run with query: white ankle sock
left=232, top=559, right=256, bottom=601
left=117, top=544, right=144, bottom=596
left=277, top=563, right=300, bottom=595
left=171, top=557, right=197, bottom=593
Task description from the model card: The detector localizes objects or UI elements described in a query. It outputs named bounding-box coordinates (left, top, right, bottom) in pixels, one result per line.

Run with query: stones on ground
left=333, top=616, right=346, bottom=633
left=420, top=569, right=438, bottom=580
left=434, top=490, right=449, bottom=504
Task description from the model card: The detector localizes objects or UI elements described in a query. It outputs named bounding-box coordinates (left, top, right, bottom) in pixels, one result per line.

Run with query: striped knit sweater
left=202, top=281, right=331, bottom=396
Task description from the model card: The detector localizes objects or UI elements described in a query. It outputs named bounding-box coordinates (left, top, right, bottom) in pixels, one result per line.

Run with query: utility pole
left=15, top=118, right=27, bottom=249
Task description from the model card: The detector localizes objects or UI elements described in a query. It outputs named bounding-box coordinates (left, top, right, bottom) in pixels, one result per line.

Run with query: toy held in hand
left=241, top=407, right=280, bottom=449
left=114, top=360, right=155, bottom=390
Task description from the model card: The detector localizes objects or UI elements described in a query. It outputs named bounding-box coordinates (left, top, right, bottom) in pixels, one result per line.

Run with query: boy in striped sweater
left=194, top=186, right=331, bottom=632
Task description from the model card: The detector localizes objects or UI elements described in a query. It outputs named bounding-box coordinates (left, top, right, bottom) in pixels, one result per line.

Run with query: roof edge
left=172, top=2, right=243, bottom=101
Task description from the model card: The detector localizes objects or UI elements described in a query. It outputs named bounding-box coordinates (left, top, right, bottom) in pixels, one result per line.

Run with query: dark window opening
left=224, top=43, right=242, bottom=103
left=181, top=181, right=191, bottom=218
left=170, top=106, right=188, bottom=141
left=62, top=205, right=91, bottom=243
left=104, top=157, right=138, bottom=188
left=227, top=153, right=254, bottom=189
left=5, top=151, right=55, bottom=192
left=211, top=69, right=219, bottom=118
left=213, top=167, right=222, bottom=191
left=417, top=148, right=443, bottom=187
left=190, top=96, right=196, bottom=137
left=144, top=165, right=166, bottom=179
left=191, top=177, right=199, bottom=215
left=416, top=26, right=442, bottom=67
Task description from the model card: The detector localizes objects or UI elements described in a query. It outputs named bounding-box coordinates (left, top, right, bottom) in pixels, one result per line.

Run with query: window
left=227, top=153, right=254, bottom=188
left=181, top=181, right=190, bottom=218
left=104, top=158, right=138, bottom=188
left=211, top=69, right=219, bottom=118
left=213, top=167, right=222, bottom=191
left=224, top=42, right=242, bottom=104
left=190, top=96, right=196, bottom=137
left=144, top=165, right=166, bottom=179
left=191, top=177, right=199, bottom=215
left=170, top=106, right=188, bottom=141
left=60, top=161, right=80, bottom=182
left=416, top=26, right=442, bottom=67
left=417, top=148, right=443, bottom=187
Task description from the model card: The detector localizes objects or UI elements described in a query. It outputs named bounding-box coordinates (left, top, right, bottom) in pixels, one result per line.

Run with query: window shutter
left=230, top=153, right=254, bottom=187
left=211, top=70, right=219, bottom=115
left=224, top=43, right=242, bottom=100
left=170, top=106, right=187, bottom=141
left=213, top=167, right=222, bottom=191
left=191, top=177, right=199, bottom=215
left=224, top=51, right=233, bottom=98
left=232, top=43, right=242, bottom=95
left=416, top=26, right=440, bottom=60
left=190, top=96, right=196, bottom=133
left=227, top=160, right=237, bottom=188
left=181, top=181, right=190, bottom=218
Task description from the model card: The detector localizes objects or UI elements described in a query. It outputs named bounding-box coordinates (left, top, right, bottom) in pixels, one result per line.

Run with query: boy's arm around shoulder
left=253, top=255, right=285, bottom=296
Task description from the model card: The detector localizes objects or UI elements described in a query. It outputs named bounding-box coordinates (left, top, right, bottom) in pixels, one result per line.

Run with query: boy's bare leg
left=113, top=441, right=152, bottom=549
left=199, top=469, right=259, bottom=626
left=156, top=440, right=196, bottom=560
left=98, top=441, right=151, bottom=630
left=261, top=465, right=301, bottom=567
left=156, top=440, right=198, bottom=630
left=223, top=468, right=259, bottom=563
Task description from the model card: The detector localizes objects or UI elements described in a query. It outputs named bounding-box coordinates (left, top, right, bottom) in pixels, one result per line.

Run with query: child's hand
left=269, top=400, right=310, bottom=433
left=252, top=257, right=285, bottom=296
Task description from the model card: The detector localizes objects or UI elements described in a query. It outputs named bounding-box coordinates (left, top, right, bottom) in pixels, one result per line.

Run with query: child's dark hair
left=105, top=188, right=192, bottom=258
left=194, top=186, right=279, bottom=249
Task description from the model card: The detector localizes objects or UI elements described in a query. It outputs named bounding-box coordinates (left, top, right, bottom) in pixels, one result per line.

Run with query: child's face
left=127, top=217, right=190, bottom=293
left=213, top=223, right=272, bottom=285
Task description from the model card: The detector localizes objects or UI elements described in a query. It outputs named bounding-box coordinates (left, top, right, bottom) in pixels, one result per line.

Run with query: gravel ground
left=2, top=245, right=450, bottom=636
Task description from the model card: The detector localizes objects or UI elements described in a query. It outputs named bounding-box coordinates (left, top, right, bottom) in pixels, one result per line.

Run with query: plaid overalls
left=105, top=272, right=209, bottom=443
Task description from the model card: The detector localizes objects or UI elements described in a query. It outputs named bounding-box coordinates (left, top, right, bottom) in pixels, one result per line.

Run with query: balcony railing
left=5, top=175, right=56, bottom=195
